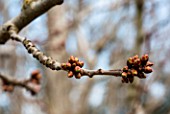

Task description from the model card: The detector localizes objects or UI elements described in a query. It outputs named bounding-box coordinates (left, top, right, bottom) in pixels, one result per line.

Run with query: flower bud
left=68, top=71, right=74, bottom=78
left=66, top=62, right=71, bottom=69
left=75, top=66, right=81, bottom=73
left=7, top=85, right=14, bottom=92
left=127, top=71, right=132, bottom=76
left=127, top=57, right=134, bottom=67
left=131, top=69, right=138, bottom=76
left=134, top=58, right=141, bottom=66
left=146, top=61, right=154, bottom=67
left=123, top=66, right=128, bottom=72
left=144, top=66, right=152, bottom=73
left=138, top=66, right=143, bottom=72
left=68, top=56, right=75, bottom=63
left=61, top=63, right=67, bottom=70
left=36, top=74, right=42, bottom=80
left=3, top=85, right=8, bottom=91
left=121, top=72, right=127, bottom=77
left=138, top=72, right=146, bottom=78
left=77, top=61, right=84, bottom=68
left=74, top=57, right=79, bottom=63
left=133, top=55, right=139, bottom=59
left=141, top=54, right=149, bottom=64
left=31, top=70, right=40, bottom=77
left=75, top=73, right=81, bottom=79
left=72, top=63, right=77, bottom=68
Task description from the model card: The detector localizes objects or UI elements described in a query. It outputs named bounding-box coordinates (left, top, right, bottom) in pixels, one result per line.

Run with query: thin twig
left=0, top=73, right=38, bottom=93
left=81, top=69, right=122, bottom=78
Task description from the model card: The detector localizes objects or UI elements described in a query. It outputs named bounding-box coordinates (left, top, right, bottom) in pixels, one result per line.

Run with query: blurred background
left=0, top=0, right=170, bottom=114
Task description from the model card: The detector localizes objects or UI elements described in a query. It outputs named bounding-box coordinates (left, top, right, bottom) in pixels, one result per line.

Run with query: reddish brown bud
left=141, top=54, right=149, bottom=63
left=31, top=71, right=41, bottom=82
left=74, top=57, right=79, bottom=63
left=61, top=63, right=67, bottom=69
left=77, top=61, right=84, bottom=68
left=133, top=55, right=139, bottom=59
left=3, top=85, right=8, bottom=91
left=7, top=85, right=14, bottom=92
left=72, top=63, right=77, bottom=68
left=36, top=74, right=42, bottom=80
left=75, top=73, right=81, bottom=79
left=138, top=72, right=146, bottom=78
left=131, top=69, right=138, bottom=76
left=144, top=66, right=152, bottom=73
left=68, top=56, right=75, bottom=63
left=127, top=57, right=134, bottom=67
left=138, top=66, right=143, bottom=72
left=31, top=70, right=40, bottom=77
left=127, top=71, right=132, bottom=76
left=134, top=58, right=141, bottom=66
left=123, top=66, right=128, bottom=72
left=146, top=61, right=154, bottom=67
left=3, top=85, right=14, bottom=92
left=66, top=62, right=71, bottom=69
left=68, top=71, right=74, bottom=78
left=75, top=66, right=81, bottom=73
left=121, top=72, right=127, bottom=77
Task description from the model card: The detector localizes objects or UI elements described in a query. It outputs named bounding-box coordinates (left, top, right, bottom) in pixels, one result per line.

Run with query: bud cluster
left=121, top=54, right=153, bottom=83
left=61, top=56, right=84, bottom=79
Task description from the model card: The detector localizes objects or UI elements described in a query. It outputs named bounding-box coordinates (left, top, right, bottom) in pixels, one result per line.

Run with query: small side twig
left=0, top=70, right=42, bottom=95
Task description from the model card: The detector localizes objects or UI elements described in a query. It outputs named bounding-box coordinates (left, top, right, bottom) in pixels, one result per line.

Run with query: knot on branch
left=121, top=54, right=153, bottom=83
left=61, top=56, right=84, bottom=79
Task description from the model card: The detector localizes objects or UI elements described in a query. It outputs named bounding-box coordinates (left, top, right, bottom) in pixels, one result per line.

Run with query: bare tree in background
left=0, top=0, right=170, bottom=114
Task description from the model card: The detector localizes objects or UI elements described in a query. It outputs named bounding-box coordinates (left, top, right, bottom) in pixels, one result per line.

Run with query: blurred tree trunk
left=0, top=1, right=22, bottom=113
left=44, top=5, right=73, bottom=114
left=134, top=0, right=144, bottom=54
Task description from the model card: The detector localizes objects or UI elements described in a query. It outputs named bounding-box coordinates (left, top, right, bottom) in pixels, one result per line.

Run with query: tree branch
left=10, top=33, right=153, bottom=83
left=0, top=72, right=40, bottom=95
left=81, top=69, right=122, bottom=78
left=0, top=0, right=63, bottom=44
